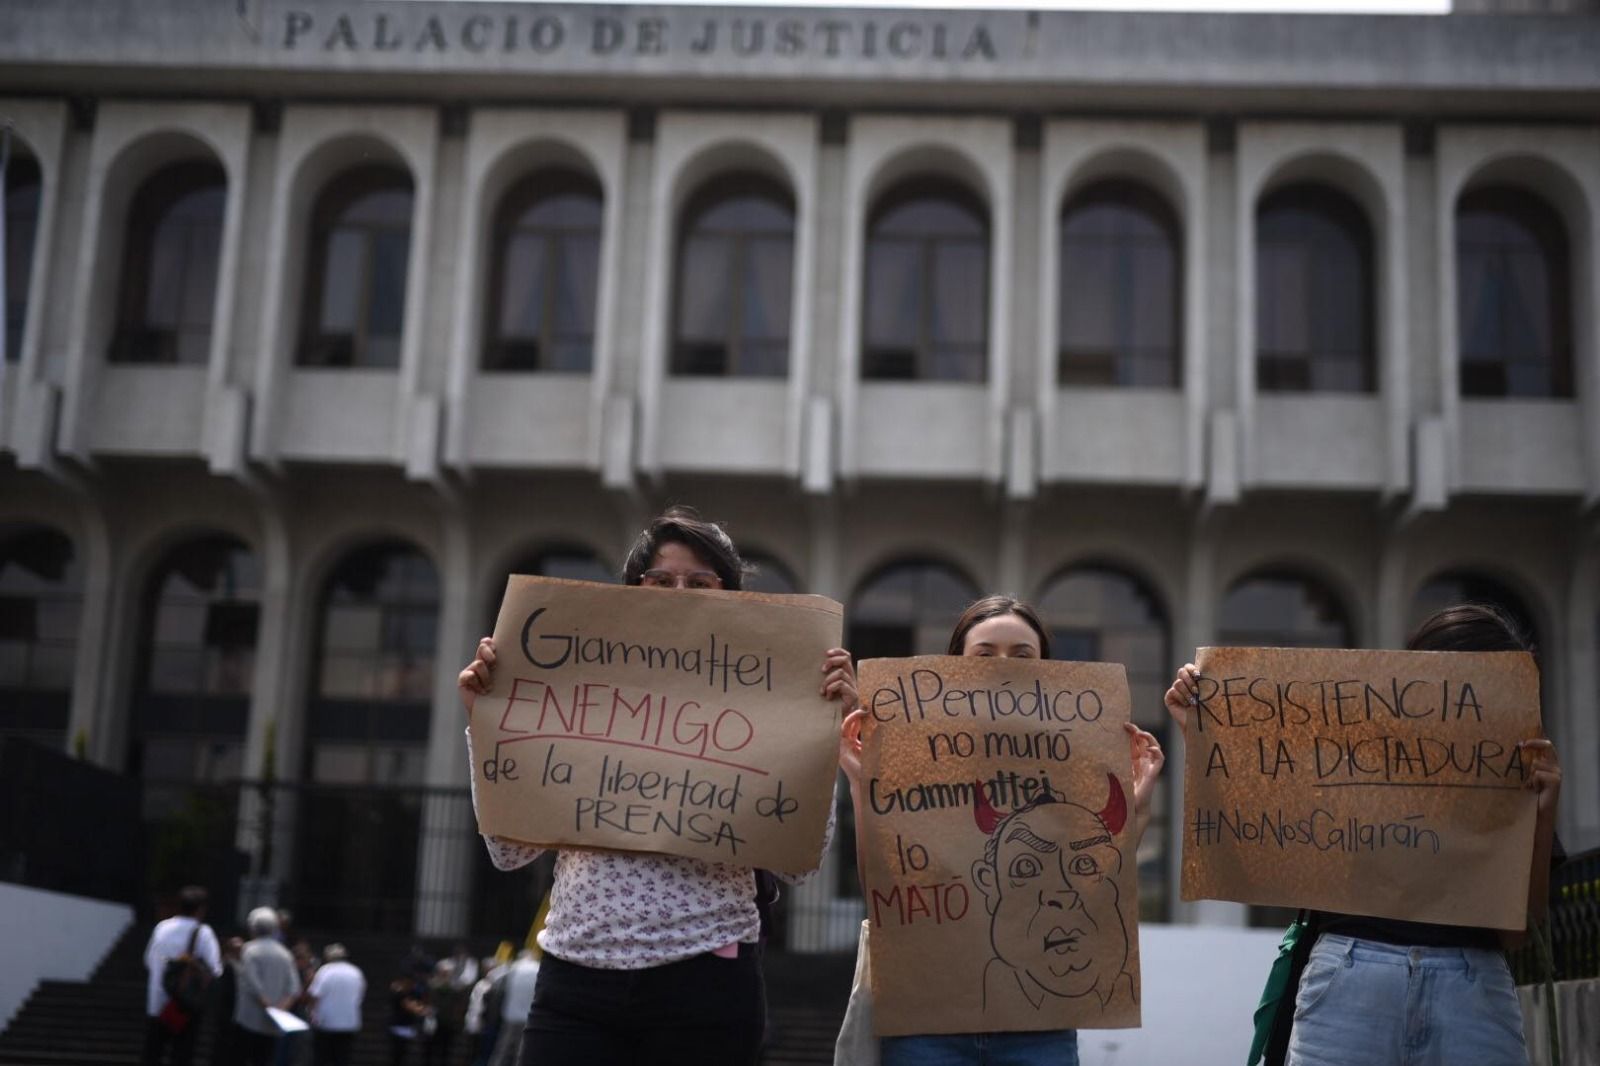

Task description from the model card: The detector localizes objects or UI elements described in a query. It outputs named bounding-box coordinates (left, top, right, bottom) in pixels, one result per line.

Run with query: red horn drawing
left=1098, top=773, right=1127, bottom=835
left=974, top=779, right=1001, bottom=835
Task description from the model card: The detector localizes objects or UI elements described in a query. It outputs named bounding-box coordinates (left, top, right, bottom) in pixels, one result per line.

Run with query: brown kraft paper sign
left=1180, top=647, right=1541, bottom=929
left=468, top=575, right=844, bottom=875
left=858, top=656, right=1141, bottom=1036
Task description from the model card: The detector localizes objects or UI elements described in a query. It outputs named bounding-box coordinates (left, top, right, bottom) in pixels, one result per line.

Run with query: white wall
left=1079, top=923, right=1284, bottom=1066
left=0, top=884, right=133, bottom=1028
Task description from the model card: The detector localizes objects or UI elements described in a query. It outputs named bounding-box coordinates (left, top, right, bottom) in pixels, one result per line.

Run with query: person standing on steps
left=142, top=885, right=224, bottom=1066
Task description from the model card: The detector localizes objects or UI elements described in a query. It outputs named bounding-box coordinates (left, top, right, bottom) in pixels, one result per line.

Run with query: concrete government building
left=1, top=0, right=1597, bottom=948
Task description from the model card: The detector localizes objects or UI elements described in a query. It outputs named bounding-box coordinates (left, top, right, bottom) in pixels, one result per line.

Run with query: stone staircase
left=0, top=924, right=852, bottom=1064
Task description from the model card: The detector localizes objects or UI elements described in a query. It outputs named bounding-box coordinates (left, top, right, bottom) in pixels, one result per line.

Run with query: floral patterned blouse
left=472, top=734, right=834, bottom=969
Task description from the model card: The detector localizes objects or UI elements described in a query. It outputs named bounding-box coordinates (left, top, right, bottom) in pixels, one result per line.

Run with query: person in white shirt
left=486, top=951, right=541, bottom=1066
left=141, top=885, right=224, bottom=1066
left=307, top=944, right=366, bottom=1066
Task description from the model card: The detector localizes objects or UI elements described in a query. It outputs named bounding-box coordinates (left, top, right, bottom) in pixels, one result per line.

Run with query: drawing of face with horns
left=971, top=774, right=1131, bottom=1009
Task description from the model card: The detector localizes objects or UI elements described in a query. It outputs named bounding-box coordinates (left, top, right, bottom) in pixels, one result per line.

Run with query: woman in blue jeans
left=838, top=595, right=1167, bottom=1066
left=1165, top=602, right=1564, bottom=1066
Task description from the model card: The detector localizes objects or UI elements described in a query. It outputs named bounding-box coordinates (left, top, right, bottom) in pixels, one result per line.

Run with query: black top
left=1316, top=833, right=1565, bottom=950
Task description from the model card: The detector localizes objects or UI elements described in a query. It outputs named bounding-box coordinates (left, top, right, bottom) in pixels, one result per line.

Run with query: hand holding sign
left=857, top=655, right=1141, bottom=1036
left=1176, top=646, right=1541, bottom=930
left=467, top=576, right=845, bottom=874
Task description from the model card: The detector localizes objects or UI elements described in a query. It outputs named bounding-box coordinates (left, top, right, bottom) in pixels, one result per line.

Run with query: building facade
left=2, top=0, right=1597, bottom=941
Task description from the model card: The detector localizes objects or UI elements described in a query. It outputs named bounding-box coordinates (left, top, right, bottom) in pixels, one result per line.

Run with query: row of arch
left=0, top=521, right=1552, bottom=778
left=3, top=132, right=1580, bottom=398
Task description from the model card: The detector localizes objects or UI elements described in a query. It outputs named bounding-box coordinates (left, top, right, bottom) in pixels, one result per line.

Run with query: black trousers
left=141, top=1016, right=199, bottom=1066
left=313, top=1030, right=355, bottom=1066
left=518, top=946, right=765, bottom=1066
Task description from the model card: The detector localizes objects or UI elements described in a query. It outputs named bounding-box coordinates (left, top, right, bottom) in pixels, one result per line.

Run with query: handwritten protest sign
left=467, top=576, right=844, bottom=874
left=858, top=656, right=1141, bottom=1036
left=1180, top=647, right=1541, bottom=929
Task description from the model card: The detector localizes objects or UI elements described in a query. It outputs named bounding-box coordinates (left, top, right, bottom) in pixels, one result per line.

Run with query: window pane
left=678, top=233, right=732, bottom=343
left=499, top=232, right=546, bottom=339
left=366, top=229, right=410, bottom=341
left=320, top=229, right=364, bottom=333
left=1456, top=189, right=1570, bottom=399
left=1256, top=187, right=1372, bottom=393
left=180, top=221, right=222, bottom=328
left=325, top=604, right=382, bottom=652
left=145, top=218, right=187, bottom=329
left=742, top=236, right=792, bottom=349
left=865, top=241, right=921, bottom=348
left=553, top=233, right=599, bottom=338
left=932, top=241, right=985, bottom=347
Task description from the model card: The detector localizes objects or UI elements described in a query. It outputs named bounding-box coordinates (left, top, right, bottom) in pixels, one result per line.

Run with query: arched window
left=301, top=542, right=437, bottom=930
left=848, top=559, right=979, bottom=662
left=744, top=552, right=799, bottom=595
left=485, top=171, right=603, bottom=372
left=109, top=162, right=226, bottom=364
left=1035, top=565, right=1173, bottom=919
left=1218, top=571, right=1353, bottom=649
left=0, top=527, right=80, bottom=750
left=299, top=167, right=413, bottom=368
left=1456, top=187, right=1573, bottom=398
left=308, top=542, right=438, bottom=781
left=1059, top=182, right=1181, bottom=387
left=673, top=174, right=795, bottom=377
left=131, top=536, right=259, bottom=782
left=1036, top=565, right=1170, bottom=721
left=1408, top=571, right=1539, bottom=651
left=492, top=546, right=613, bottom=629
left=863, top=179, right=989, bottom=382
left=1256, top=184, right=1374, bottom=393
left=5, top=154, right=42, bottom=364
left=512, top=546, right=614, bottom=585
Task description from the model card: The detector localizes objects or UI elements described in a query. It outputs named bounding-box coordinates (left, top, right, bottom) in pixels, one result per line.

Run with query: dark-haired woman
left=1164, top=603, right=1563, bottom=1066
left=837, top=594, right=1166, bottom=1066
left=459, top=507, right=858, bottom=1066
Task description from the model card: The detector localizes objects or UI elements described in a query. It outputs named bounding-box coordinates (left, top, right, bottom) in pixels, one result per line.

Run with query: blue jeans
left=1286, top=934, right=1528, bottom=1066
left=881, top=1029, right=1079, bottom=1066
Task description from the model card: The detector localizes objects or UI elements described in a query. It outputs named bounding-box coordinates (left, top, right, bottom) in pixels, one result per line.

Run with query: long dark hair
left=947, top=594, right=1052, bottom=658
left=621, top=506, right=746, bottom=591
left=1405, top=602, right=1535, bottom=661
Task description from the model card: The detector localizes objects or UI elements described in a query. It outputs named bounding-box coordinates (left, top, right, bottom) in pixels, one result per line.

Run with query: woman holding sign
left=837, top=594, right=1167, bottom=1066
left=458, top=507, right=859, bottom=1066
left=1164, top=603, right=1563, bottom=1066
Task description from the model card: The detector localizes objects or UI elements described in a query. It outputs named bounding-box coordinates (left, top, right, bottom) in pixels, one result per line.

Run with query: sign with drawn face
left=857, top=656, right=1141, bottom=1035
left=467, top=576, right=844, bottom=874
left=1181, top=646, right=1542, bottom=929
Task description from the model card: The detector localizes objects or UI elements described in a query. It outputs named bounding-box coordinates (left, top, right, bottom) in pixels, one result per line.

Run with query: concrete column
left=1174, top=510, right=1246, bottom=926
left=1008, top=119, right=1042, bottom=404
left=234, top=485, right=298, bottom=918
left=63, top=483, right=115, bottom=763
left=416, top=503, right=476, bottom=937
left=998, top=501, right=1028, bottom=595
left=787, top=495, right=852, bottom=952
left=809, top=116, right=848, bottom=403
left=614, top=112, right=656, bottom=479
left=1374, top=520, right=1410, bottom=650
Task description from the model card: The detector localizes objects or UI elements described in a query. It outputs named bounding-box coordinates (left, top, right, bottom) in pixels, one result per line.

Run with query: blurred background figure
left=308, top=943, right=366, bottom=1066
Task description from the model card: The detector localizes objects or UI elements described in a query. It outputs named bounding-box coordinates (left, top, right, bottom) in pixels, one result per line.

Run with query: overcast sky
left=402, top=0, right=1451, bottom=13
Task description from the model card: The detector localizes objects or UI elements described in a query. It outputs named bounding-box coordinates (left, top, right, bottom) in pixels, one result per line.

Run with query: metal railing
left=1511, top=846, right=1600, bottom=984
left=139, top=778, right=856, bottom=951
